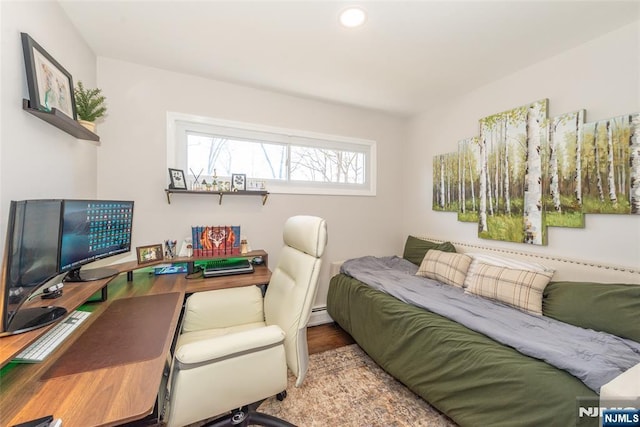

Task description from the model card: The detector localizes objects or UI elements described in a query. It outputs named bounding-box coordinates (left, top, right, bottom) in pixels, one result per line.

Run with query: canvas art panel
left=543, top=110, right=586, bottom=228
left=477, top=99, right=548, bottom=245
left=457, top=137, right=480, bottom=223
left=580, top=113, right=638, bottom=214
left=432, top=99, right=639, bottom=246
left=432, top=152, right=458, bottom=212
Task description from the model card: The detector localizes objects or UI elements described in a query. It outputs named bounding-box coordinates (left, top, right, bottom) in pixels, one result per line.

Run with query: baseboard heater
left=308, top=306, right=332, bottom=326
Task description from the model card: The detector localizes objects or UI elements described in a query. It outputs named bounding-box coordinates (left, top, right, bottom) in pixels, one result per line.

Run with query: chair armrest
left=182, top=285, right=265, bottom=332
left=175, top=325, right=285, bottom=368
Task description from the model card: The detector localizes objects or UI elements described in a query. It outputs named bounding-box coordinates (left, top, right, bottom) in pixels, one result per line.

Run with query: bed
left=326, top=237, right=640, bottom=427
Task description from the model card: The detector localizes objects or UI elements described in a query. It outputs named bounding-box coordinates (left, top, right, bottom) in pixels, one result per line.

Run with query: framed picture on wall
left=232, top=174, right=246, bottom=191
left=168, top=168, right=187, bottom=190
left=21, top=32, right=77, bottom=119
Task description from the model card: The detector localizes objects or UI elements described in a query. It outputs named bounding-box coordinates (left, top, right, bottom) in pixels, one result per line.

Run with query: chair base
left=204, top=396, right=295, bottom=427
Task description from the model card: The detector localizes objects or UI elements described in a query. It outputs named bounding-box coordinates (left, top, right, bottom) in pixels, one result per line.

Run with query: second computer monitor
left=59, top=200, right=134, bottom=282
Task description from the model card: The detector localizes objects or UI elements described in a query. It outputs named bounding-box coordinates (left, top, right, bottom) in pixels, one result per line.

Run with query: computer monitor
left=0, top=200, right=66, bottom=336
left=59, top=200, right=134, bottom=282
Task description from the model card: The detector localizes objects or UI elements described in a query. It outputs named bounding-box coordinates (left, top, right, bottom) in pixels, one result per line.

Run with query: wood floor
left=307, top=322, right=355, bottom=354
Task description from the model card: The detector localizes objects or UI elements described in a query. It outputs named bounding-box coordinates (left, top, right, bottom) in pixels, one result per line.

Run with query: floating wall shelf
left=164, top=189, right=269, bottom=205
left=22, top=99, right=100, bottom=142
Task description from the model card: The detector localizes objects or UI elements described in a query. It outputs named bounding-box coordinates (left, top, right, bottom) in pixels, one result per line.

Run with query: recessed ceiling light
left=340, top=7, right=367, bottom=28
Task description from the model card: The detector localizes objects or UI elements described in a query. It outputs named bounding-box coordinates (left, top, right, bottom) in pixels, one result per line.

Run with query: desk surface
left=0, top=259, right=271, bottom=427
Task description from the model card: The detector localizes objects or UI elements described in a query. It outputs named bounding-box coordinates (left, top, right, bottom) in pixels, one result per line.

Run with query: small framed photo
left=21, top=32, right=76, bottom=119
left=247, top=179, right=267, bottom=191
left=231, top=173, right=246, bottom=191
left=136, top=244, right=164, bottom=265
left=168, top=168, right=187, bottom=190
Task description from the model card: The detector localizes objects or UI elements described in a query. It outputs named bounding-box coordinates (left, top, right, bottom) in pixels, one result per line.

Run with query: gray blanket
left=341, top=256, right=640, bottom=393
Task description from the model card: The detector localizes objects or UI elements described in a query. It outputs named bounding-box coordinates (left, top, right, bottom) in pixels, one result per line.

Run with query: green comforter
left=327, top=273, right=597, bottom=427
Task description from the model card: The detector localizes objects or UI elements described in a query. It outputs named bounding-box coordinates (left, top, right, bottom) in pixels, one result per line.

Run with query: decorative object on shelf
left=247, top=178, right=267, bottom=191
left=168, top=168, right=187, bottom=190
left=189, top=168, right=203, bottom=190
left=136, top=244, right=164, bottom=264
left=21, top=32, right=76, bottom=120
left=240, top=238, right=248, bottom=254
left=212, top=169, right=219, bottom=191
left=179, top=238, right=193, bottom=257
left=73, top=81, right=107, bottom=132
left=232, top=173, right=246, bottom=191
left=164, top=240, right=177, bottom=259
left=191, top=225, right=241, bottom=257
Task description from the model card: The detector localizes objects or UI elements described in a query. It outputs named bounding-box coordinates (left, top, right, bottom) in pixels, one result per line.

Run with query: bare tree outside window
left=187, top=134, right=287, bottom=180
left=171, top=113, right=376, bottom=196
left=290, top=146, right=365, bottom=183
left=187, top=134, right=365, bottom=185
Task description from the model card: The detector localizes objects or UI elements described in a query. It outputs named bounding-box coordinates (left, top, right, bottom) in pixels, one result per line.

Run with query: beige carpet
left=258, top=344, right=458, bottom=427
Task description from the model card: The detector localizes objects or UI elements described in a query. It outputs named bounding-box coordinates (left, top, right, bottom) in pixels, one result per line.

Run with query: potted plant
left=74, top=81, right=107, bottom=133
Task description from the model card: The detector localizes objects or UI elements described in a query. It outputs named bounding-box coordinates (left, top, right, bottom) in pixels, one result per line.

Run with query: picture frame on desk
left=21, top=32, right=77, bottom=120
left=136, top=244, right=164, bottom=265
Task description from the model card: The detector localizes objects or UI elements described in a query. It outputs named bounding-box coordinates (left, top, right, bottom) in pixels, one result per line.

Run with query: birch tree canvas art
left=477, top=99, right=547, bottom=245
left=543, top=110, right=586, bottom=228
left=433, top=152, right=458, bottom=212
left=457, top=137, right=480, bottom=223
left=432, top=100, right=639, bottom=246
left=581, top=114, right=638, bottom=214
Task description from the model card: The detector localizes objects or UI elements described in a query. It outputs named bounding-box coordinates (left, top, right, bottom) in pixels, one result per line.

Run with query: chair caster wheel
left=276, top=391, right=287, bottom=401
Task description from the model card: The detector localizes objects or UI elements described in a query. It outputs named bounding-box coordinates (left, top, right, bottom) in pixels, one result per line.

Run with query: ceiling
left=59, top=1, right=640, bottom=117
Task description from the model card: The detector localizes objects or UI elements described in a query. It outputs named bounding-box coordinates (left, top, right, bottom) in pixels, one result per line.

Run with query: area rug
left=258, top=344, right=458, bottom=427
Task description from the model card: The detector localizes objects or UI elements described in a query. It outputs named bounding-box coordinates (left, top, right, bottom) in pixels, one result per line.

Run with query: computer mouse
left=251, top=256, right=264, bottom=265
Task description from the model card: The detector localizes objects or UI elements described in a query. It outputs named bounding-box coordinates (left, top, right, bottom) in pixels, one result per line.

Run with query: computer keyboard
left=195, top=257, right=254, bottom=277
left=14, top=310, right=91, bottom=363
left=198, top=257, right=251, bottom=270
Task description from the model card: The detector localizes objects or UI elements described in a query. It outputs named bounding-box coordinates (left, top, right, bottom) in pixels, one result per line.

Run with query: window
left=167, top=113, right=376, bottom=195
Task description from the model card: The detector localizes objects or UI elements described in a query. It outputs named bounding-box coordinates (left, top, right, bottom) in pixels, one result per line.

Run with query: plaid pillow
left=462, top=252, right=553, bottom=288
left=416, top=250, right=472, bottom=288
left=465, top=263, right=554, bottom=315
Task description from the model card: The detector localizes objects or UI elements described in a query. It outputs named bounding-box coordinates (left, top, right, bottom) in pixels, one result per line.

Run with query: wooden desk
left=0, top=260, right=271, bottom=427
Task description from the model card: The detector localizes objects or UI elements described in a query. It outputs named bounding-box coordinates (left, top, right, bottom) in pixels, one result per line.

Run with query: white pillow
left=462, top=252, right=554, bottom=289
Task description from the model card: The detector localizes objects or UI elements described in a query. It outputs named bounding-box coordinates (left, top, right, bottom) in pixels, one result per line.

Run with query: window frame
left=167, top=112, right=377, bottom=196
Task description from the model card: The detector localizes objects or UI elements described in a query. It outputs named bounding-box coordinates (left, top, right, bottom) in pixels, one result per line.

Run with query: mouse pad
left=43, top=292, right=180, bottom=379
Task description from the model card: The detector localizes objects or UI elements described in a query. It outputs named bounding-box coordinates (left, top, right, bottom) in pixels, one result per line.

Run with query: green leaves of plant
left=74, top=81, right=107, bottom=122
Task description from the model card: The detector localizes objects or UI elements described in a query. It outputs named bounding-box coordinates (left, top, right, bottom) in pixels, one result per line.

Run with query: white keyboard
left=14, top=310, right=91, bottom=363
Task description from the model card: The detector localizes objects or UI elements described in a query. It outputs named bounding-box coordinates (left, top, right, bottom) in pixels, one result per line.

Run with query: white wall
left=0, top=1, right=97, bottom=248
left=4, top=2, right=636, bottom=308
left=403, top=21, right=640, bottom=269
left=96, top=57, right=407, bottom=306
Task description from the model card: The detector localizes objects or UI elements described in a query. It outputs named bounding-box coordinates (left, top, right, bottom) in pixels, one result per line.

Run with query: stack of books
left=191, top=225, right=241, bottom=257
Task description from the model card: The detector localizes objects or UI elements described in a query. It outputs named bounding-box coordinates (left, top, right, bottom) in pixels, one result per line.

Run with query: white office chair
left=163, top=215, right=328, bottom=427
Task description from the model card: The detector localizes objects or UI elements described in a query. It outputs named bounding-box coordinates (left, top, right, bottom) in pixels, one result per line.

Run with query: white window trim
left=167, top=112, right=377, bottom=196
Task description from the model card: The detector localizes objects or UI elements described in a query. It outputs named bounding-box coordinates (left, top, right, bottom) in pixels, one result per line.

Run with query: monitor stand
left=64, top=267, right=119, bottom=283
left=5, top=306, right=67, bottom=335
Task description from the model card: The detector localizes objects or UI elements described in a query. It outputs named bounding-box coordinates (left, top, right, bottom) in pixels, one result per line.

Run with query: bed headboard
left=416, top=236, right=640, bottom=285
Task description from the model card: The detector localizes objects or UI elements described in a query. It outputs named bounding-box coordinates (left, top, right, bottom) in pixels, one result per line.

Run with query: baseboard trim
left=308, top=306, right=333, bottom=326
